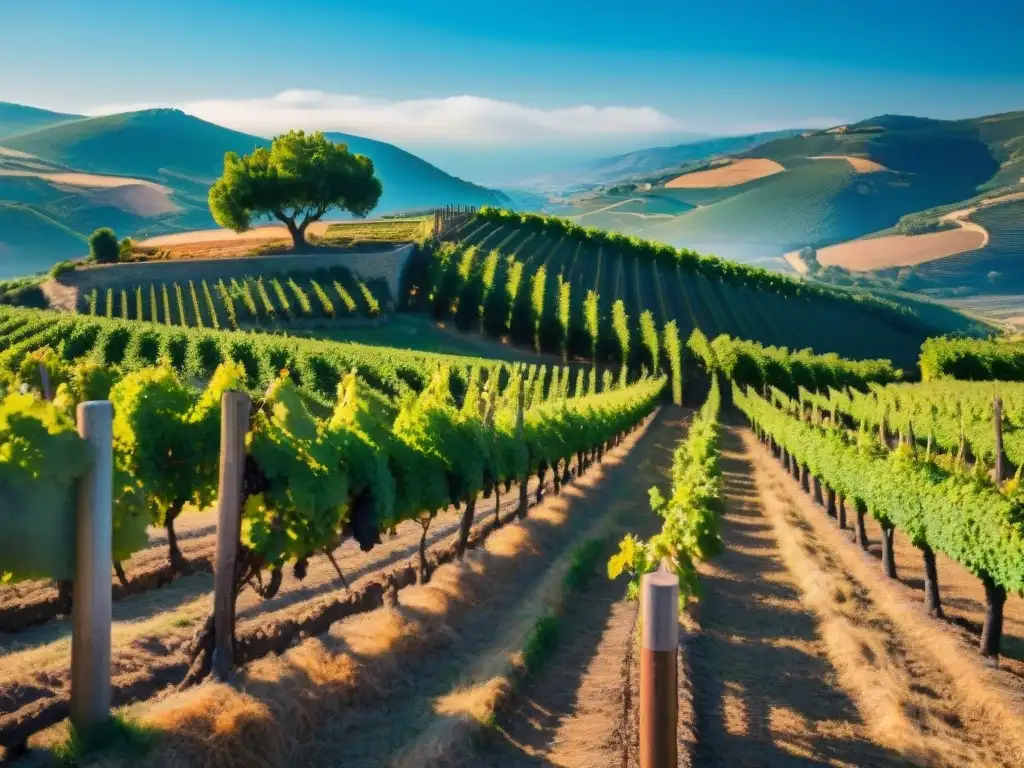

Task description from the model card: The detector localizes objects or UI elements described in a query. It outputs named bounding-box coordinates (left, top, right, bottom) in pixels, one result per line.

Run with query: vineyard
left=402, top=208, right=978, bottom=371
left=77, top=266, right=386, bottom=329
left=917, top=201, right=1024, bottom=290
left=0, top=298, right=666, bottom=756
left=7, top=209, right=1024, bottom=765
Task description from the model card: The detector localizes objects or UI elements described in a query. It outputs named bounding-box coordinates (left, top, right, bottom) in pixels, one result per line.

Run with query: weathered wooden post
left=639, top=564, right=678, bottom=768
left=516, top=376, right=529, bottom=519
left=212, top=391, right=251, bottom=681
left=71, top=401, right=114, bottom=732
left=994, top=395, right=1005, bottom=488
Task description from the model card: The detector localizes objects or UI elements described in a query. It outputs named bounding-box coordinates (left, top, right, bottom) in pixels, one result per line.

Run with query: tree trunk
left=799, top=464, right=809, bottom=493
left=517, top=475, right=529, bottom=519
left=494, top=485, right=501, bottom=525
left=456, top=496, right=476, bottom=557
left=837, top=495, right=847, bottom=530
left=536, top=468, right=547, bottom=505
left=418, top=519, right=431, bottom=584
left=114, top=561, right=129, bottom=588
left=825, top=486, right=836, bottom=518
left=812, top=475, right=824, bottom=506
left=166, top=499, right=188, bottom=574
left=981, top=572, right=1006, bottom=659
left=552, top=461, right=561, bottom=495
left=921, top=544, right=943, bottom=618
left=854, top=501, right=869, bottom=550
left=561, top=460, right=571, bottom=485
left=284, top=219, right=308, bottom=250
left=577, top=450, right=585, bottom=477
left=880, top=521, right=897, bottom=578
left=57, top=579, right=73, bottom=615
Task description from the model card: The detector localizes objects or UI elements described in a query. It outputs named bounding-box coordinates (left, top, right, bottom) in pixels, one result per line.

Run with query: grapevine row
left=80, top=268, right=385, bottom=329
left=609, top=377, right=722, bottom=599
left=735, top=383, right=1024, bottom=658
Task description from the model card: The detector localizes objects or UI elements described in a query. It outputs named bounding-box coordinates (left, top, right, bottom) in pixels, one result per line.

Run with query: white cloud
left=86, top=89, right=684, bottom=145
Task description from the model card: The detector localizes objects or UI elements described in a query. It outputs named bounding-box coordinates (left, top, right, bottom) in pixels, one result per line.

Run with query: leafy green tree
left=209, top=130, right=383, bottom=249
left=88, top=228, right=119, bottom=264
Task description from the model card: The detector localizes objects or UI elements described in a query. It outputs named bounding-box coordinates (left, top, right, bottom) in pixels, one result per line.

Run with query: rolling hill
left=518, top=130, right=800, bottom=195
left=559, top=110, right=1024, bottom=270
left=0, top=103, right=81, bottom=140
left=0, top=104, right=511, bottom=277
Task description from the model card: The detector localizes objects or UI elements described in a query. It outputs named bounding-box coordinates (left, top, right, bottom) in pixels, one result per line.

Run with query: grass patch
left=522, top=614, right=560, bottom=673
left=522, top=537, right=607, bottom=674
left=51, top=715, right=157, bottom=765
left=563, top=537, right=605, bottom=590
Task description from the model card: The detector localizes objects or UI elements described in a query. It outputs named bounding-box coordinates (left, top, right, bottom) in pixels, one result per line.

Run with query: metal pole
left=639, top=565, right=678, bottom=768
left=71, top=401, right=114, bottom=731
left=212, top=391, right=251, bottom=681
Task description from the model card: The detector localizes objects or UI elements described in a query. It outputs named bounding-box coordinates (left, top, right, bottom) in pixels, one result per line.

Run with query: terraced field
left=454, top=218, right=961, bottom=370
left=917, top=201, right=1024, bottom=289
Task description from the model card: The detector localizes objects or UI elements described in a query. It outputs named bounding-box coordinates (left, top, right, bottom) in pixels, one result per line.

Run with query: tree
left=209, top=130, right=383, bottom=250
left=88, top=227, right=119, bottom=264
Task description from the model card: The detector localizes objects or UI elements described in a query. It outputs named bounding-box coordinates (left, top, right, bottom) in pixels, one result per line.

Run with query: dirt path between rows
left=302, top=409, right=686, bottom=768
left=690, top=426, right=904, bottom=767
left=0, top=475, right=553, bottom=740
left=467, top=410, right=688, bottom=767
left=700, top=425, right=1022, bottom=767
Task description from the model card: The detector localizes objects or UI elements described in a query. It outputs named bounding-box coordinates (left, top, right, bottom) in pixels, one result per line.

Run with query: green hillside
left=0, top=204, right=86, bottom=277
left=916, top=200, right=1024, bottom=290
left=0, top=103, right=81, bottom=140
left=325, top=131, right=511, bottom=212
left=0, top=105, right=510, bottom=276
left=559, top=110, right=1024, bottom=268
left=406, top=211, right=982, bottom=372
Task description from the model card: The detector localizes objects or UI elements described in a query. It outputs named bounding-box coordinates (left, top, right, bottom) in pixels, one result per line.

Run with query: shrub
left=119, top=237, right=135, bottom=261
left=88, top=228, right=119, bottom=263
left=50, top=260, right=77, bottom=278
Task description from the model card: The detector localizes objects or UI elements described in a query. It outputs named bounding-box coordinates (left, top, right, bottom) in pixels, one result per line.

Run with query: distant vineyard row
left=404, top=214, right=951, bottom=370
left=79, top=267, right=386, bottom=329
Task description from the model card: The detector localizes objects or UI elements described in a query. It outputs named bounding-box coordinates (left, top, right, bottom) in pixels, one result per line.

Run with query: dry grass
left=72, top=418, right=659, bottom=768
left=0, top=169, right=170, bottom=191
left=786, top=226, right=987, bottom=273
left=809, top=155, right=890, bottom=173
left=745, top=430, right=1024, bottom=766
left=664, top=158, right=785, bottom=189
left=138, top=224, right=332, bottom=248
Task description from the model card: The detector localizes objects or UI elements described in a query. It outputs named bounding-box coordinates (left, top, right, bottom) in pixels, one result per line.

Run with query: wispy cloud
left=86, top=90, right=685, bottom=145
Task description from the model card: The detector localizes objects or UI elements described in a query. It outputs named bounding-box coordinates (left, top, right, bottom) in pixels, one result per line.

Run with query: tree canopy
left=88, top=227, right=119, bottom=263
left=209, top=130, right=383, bottom=249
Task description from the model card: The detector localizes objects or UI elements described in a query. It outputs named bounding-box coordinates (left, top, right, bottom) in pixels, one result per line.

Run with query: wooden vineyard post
left=516, top=375, right=528, bottom=519
left=212, top=391, right=251, bottom=681
left=71, top=401, right=114, bottom=732
left=994, top=395, right=1004, bottom=487
left=639, top=564, right=678, bottom=768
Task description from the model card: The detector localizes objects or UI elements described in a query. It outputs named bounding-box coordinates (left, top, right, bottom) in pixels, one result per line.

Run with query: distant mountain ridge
left=0, top=103, right=82, bottom=140
left=558, top=109, right=1024, bottom=268
left=515, top=130, right=802, bottom=195
left=0, top=103, right=510, bottom=276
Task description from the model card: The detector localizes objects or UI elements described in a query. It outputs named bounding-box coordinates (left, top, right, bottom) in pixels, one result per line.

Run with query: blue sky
left=2, top=0, right=1023, bottom=182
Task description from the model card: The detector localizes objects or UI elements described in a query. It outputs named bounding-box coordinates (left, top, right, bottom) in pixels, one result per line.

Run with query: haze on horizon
left=2, top=0, right=1022, bottom=183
